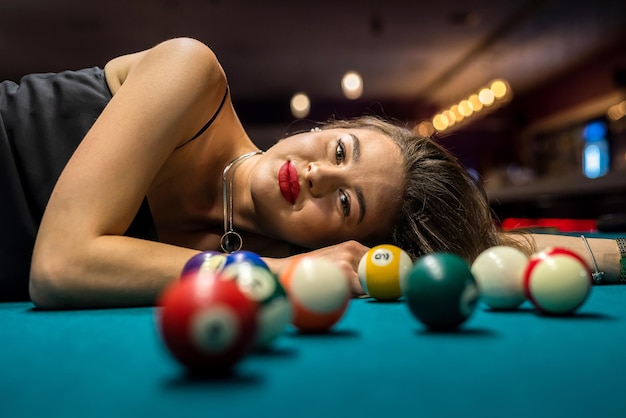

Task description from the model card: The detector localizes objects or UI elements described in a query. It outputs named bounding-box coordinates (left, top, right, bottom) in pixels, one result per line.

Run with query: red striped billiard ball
left=523, top=247, right=592, bottom=315
left=157, top=274, right=258, bottom=373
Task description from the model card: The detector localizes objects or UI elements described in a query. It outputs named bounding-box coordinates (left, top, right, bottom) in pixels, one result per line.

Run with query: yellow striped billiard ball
left=358, top=244, right=413, bottom=301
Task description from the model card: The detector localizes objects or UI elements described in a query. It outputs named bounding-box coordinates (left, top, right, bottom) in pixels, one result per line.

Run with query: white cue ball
left=471, top=245, right=529, bottom=310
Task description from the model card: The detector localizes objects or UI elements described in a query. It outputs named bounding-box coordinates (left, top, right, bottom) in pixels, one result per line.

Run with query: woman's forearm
left=30, top=236, right=199, bottom=309
left=504, top=233, right=622, bottom=284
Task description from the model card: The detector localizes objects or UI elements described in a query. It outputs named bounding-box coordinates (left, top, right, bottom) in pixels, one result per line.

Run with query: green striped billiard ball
left=406, top=252, right=479, bottom=330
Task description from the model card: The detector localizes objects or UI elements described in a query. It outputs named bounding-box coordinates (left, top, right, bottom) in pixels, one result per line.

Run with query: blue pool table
left=2, top=283, right=626, bottom=418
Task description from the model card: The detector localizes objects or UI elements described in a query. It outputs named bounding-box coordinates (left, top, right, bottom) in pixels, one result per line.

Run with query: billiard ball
left=181, top=251, right=227, bottom=278
left=523, top=247, right=592, bottom=315
left=223, top=250, right=270, bottom=271
left=471, top=245, right=528, bottom=310
left=357, top=244, right=413, bottom=301
left=220, top=261, right=292, bottom=348
left=157, top=273, right=258, bottom=373
left=279, top=256, right=350, bottom=332
left=406, top=252, right=479, bottom=331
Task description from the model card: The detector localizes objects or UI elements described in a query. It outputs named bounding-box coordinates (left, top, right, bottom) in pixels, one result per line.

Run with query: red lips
left=278, top=161, right=300, bottom=204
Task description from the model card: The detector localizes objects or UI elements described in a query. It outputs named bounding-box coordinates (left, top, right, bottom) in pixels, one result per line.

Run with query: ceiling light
left=432, top=114, right=449, bottom=131
left=290, top=93, right=310, bottom=119
left=478, top=88, right=495, bottom=106
left=469, top=94, right=483, bottom=112
left=342, top=71, right=363, bottom=100
left=458, top=100, right=474, bottom=116
left=490, top=80, right=508, bottom=99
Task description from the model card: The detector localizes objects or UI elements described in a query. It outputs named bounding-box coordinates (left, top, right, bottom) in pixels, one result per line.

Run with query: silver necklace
left=220, top=150, right=263, bottom=253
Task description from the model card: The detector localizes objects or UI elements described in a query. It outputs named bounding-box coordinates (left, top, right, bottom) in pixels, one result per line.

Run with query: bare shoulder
left=104, top=37, right=225, bottom=95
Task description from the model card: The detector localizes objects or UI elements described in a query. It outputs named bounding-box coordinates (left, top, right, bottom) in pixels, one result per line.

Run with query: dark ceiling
left=2, top=0, right=626, bottom=144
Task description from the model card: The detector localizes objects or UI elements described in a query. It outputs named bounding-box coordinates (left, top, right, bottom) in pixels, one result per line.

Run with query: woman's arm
left=29, top=38, right=224, bottom=309
left=262, top=232, right=624, bottom=300
left=504, top=233, right=622, bottom=283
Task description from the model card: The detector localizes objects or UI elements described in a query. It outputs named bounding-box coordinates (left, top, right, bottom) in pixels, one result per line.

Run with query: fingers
left=267, top=241, right=370, bottom=297
left=347, top=269, right=366, bottom=297
left=310, top=240, right=369, bottom=296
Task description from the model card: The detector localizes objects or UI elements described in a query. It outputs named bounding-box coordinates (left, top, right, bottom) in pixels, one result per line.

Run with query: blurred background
left=2, top=0, right=626, bottom=228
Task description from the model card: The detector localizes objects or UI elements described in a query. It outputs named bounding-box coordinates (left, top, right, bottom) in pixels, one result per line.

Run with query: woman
left=1, top=37, right=621, bottom=308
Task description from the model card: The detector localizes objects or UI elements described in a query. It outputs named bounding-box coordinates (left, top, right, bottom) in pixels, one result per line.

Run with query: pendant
left=220, top=230, right=243, bottom=253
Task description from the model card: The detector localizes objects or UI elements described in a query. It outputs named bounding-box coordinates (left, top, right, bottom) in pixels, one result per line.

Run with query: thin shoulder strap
left=175, top=85, right=229, bottom=150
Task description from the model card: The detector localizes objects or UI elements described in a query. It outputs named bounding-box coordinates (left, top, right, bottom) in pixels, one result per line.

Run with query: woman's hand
left=264, top=240, right=370, bottom=296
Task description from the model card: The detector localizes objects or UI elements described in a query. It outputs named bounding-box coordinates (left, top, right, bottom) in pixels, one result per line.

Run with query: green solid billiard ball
left=406, top=252, right=479, bottom=331
left=220, top=261, right=292, bottom=348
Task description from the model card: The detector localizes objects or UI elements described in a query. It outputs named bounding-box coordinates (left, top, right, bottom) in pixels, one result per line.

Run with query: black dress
left=0, top=67, right=157, bottom=301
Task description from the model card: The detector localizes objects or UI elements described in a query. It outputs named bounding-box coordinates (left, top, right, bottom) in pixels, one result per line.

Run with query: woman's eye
left=339, top=190, right=351, bottom=217
left=335, top=139, right=346, bottom=163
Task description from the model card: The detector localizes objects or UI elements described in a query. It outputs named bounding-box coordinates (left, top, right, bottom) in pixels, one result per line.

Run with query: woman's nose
left=305, top=163, right=341, bottom=197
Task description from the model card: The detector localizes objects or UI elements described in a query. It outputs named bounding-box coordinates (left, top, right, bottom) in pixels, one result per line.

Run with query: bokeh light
left=341, top=71, right=363, bottom=100
left=290, top=92, right=310, bottom=119
left=478, top=88, right=495, bottom=106
left=490, top=79, right=508, bottom=99
left=420, top=79, right=512, bottom=133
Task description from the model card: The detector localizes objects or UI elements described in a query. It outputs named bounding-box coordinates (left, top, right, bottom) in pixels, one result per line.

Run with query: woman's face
left=250, top=127, right=404, bottom=248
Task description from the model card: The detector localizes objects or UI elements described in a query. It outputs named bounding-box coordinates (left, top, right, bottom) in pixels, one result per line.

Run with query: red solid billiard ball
left=523, top=247, right=592, bottom=315
left=157, top=274, right=258, bottom=373
left=279, top=256, right=350, bottom=333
